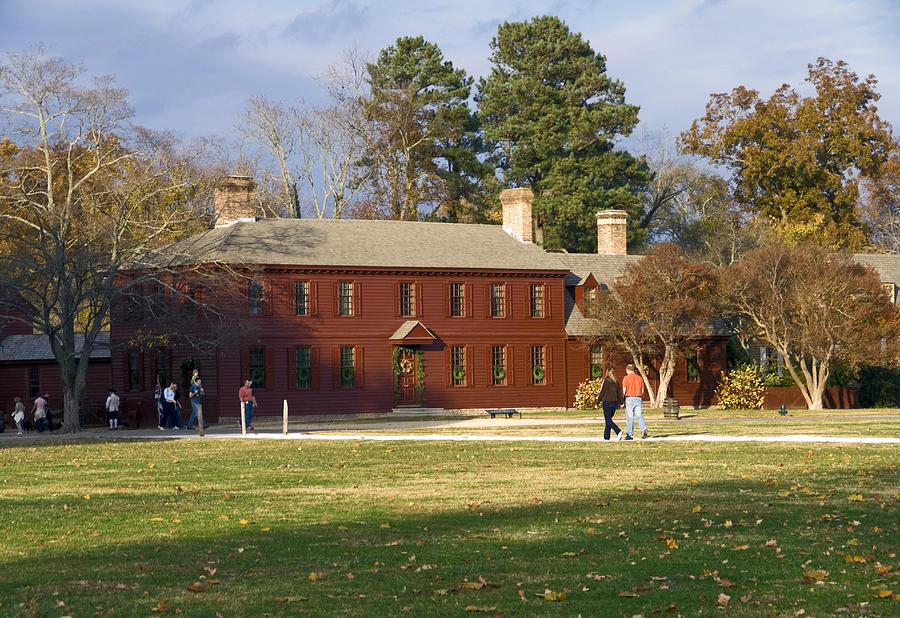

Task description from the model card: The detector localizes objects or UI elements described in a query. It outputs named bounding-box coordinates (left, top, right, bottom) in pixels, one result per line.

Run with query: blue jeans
left=165, top=402, right=183, bottom=429
left=243, top=401, right=253, bottom=428
left=187, top=401, right=205, bottom=428
left=625, top=396, right=647, bottom=437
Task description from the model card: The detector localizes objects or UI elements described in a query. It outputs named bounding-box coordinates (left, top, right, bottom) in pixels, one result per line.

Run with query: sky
left=2, top=0, right=899, bottom=153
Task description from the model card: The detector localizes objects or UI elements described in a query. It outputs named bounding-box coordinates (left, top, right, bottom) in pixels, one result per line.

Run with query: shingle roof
left=853, top=253, right=900, bottom=287
left=554, top=254, right=644, bottom=287
left=0, top=332, right=110, bottom=362
left=157, top=219, right=568, bottom=273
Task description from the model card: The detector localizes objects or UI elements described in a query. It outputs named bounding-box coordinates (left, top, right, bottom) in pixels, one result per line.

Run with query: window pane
left=492, top=345, right=506, bottom=385
left=129, top=350, right=140, bottom=390
left=451, top=345, right=465, bottom=386
left=294, top=281, right=309, bottom=315
left=29, top=367, right=40, bottom=398
left=339, top=282, right=353, bottom=316
left=400, top=282, right=414, bottom=316
left=156, top=349, right=167, bottom=387
left=450, top=283, right=464, bottom=317
left=250, top=347, right=265, bottom=388
left=531, top=345, right=545, bottom=384
left=295, top=347, right=311, bottom=388
left=530, top=284, right=544, bottom=317
left=248, top=280, right=263, bottom=315
left=490, top=284, right=504, bottom=317
left=686, top=351, right=700, bottom=383
left=584, top=287, right=597, bottom=318
left=340, top=346, right=355, bottom=387
left=589, top=345, right=603, bottom=379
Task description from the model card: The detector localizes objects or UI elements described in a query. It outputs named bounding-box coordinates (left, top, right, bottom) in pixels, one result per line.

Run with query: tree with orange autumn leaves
left=588, top=244, right=717, bottom=408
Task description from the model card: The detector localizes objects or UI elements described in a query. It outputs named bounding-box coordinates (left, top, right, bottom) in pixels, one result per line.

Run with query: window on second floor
left=490, top=284, right=505, bottom=318
left=530, top=284, right=544, bottom=317
left=400, top=282, right=415, bottom=317
left=248, top=280, right=264, bottom=315
left=450, top=283, right=465, bottom=317
left=338, top=282, right=353, bottom=316
left=294, top=281, right=309, bottom=315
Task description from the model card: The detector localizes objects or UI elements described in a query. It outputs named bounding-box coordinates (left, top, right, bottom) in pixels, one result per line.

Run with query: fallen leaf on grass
left=461, top=582, right=484, bottom=590
left=275, top=596, right=307, bottom=603
left=845, top=554, right=865, bottom=563
left=535, top=589, right=566, bottom=601
left=308, top=571, right=324, bottom=581
left=153, top=599, right=170, bottom=611
left=664, top=537, right=678, bottom=550
left=149, top=517, right=164, bottom=522
left=187, top=582, right=204, bottom=593
left=801, top=569, right=827, bottom=583
left=716, top=592, right=730, bottom=607
left=717, top=577, right=736, bottom=588
left=731, top=544, right=749, bottom=551
left=848, top=493, right=865, bottom=502
left=875, top=590, right=894, bottom=599
left=618, top=591, right=639, bottom=598
left=692, top=505, right=701, bottom=513
left=464, top=606, right=497, bottom=612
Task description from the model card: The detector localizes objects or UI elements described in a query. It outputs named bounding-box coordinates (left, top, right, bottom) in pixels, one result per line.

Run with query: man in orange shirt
left=621, top=363, right=649, bottom=440
left=239, top=379, right=257, bottom=431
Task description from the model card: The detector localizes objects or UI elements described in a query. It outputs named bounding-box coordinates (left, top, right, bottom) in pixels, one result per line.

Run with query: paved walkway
left=4, top=420, right=899, bottom=445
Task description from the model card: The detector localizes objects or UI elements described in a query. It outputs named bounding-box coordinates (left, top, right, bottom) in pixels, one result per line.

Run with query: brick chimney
left=499, top=187, right=533, bottom=243
left=213, top=176, right=257, bottom=228
left=596, top=210, right=628, bottom=255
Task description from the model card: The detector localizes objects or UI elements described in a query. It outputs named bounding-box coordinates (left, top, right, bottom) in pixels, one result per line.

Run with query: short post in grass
left=240, top=401, right=246, bottom=435
left=197, top=403, right=205, bottom=437
left=282, top=399, right=288, bottom=435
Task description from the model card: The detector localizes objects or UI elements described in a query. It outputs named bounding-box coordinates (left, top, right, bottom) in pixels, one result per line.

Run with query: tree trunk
left=632, top=356, right=658, bottom=409
left=61, top=387, right=82, bottom=433
left=653, top=346, right=679, bottom=409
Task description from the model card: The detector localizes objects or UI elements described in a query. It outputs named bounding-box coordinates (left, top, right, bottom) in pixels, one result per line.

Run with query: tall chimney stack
left=499, top=187, right=534, bottom=243
left=596, top=210, right=628, bottom=255
left=213, top=176, right=257, bottom=228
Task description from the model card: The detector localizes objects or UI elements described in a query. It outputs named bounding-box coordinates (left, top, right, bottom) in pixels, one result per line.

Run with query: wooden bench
left=486, top=408, right=521, bottom=419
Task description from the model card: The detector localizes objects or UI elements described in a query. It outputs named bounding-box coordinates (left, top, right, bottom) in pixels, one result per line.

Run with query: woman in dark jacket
left=597, top=367, right=625, bottom=440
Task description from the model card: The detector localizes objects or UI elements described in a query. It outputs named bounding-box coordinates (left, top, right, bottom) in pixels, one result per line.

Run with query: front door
left=397, top=349, right=418, bottom=406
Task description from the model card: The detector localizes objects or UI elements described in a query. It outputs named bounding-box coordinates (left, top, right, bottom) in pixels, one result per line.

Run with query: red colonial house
left=107, top=178, right=729, bottom=422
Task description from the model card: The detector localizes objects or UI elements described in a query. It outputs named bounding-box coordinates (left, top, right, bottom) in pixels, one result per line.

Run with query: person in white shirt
left=105, top=389, right=121, bottom=430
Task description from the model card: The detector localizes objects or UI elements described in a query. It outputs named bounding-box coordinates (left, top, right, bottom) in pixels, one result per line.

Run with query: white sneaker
left=617, top=431, right=624, bottom=441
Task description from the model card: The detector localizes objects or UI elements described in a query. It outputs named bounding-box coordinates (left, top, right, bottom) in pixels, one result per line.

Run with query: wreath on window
left=452, top=365, right=466, bottom=381
left=296, top=367, right=310, bottom=383
left=532, top=365, right=545, bottom=382
left=492, top=365, right=506, bottom=381
left=341, top=367, right=355, bottom=382
left=250, top=368, right=265, bottom=386
left=590, top=365, right=604, bottom=379
left=398, top=358, right=414, bottom=375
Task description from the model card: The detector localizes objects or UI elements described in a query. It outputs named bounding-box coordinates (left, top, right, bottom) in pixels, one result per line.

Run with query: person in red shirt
left=238, top=379, right=257, bottom=431
left=621, top=363, right=649, bottom=440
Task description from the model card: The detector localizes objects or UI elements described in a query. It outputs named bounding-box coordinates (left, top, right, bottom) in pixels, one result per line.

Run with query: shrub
left=857, top=365, right=900, bottom=407
left=714, top=363, right=765, bottom=410
left=574, top=379, right=603, bottom=410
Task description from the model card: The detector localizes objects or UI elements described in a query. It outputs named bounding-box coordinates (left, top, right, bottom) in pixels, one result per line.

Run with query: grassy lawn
left=1, top=435, right=898, bottom=616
